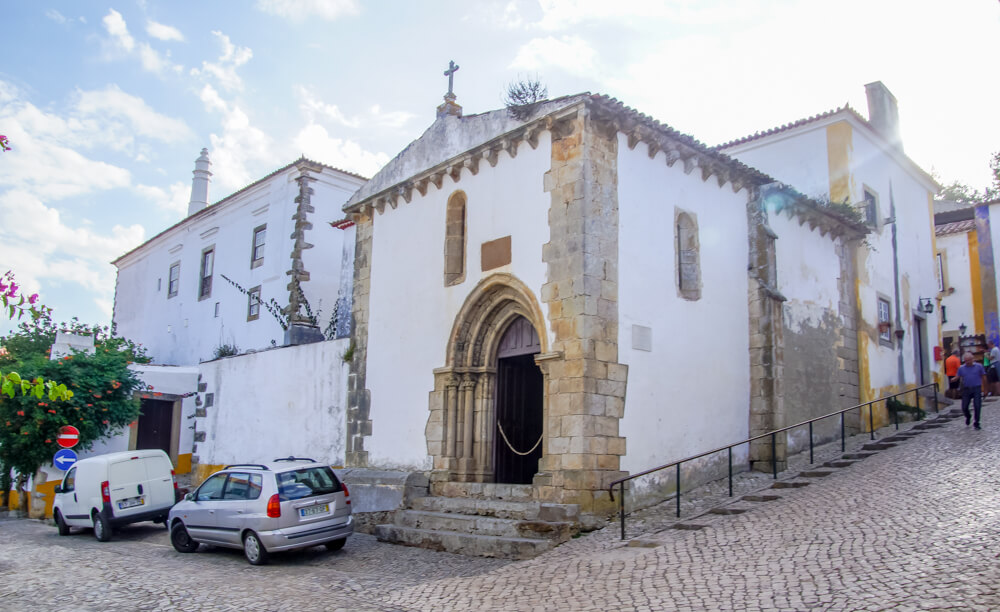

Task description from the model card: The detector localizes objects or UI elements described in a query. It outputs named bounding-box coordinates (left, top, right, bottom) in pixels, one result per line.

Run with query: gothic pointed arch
left=427, top=273, right=549, bottom=485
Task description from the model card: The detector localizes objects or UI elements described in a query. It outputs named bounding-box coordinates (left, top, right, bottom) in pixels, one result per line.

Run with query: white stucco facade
left=723, top=107, right=940, bottom=400
left=937, top=229, right=974, bottom=336
left=198, top=339, right=350, bottom=468
left=363, top=137, right=554, bottom=471
left=615, top=134, right=751, bottom=476
left=113, top=160, right=364, bottom=366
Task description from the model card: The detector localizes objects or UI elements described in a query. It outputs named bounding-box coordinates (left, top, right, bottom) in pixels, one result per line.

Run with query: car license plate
left=118, top=496, right=144, bottom=509
left=299, top=504, right=329, bottom=517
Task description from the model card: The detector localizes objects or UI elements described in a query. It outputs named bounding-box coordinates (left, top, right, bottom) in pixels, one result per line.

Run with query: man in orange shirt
left=945, top=349, right=961, bottom=397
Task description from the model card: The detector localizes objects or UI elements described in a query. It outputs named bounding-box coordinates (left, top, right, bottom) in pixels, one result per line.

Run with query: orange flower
left=47, top=410, right=56, bottom=414
left=86, top=403, right=92, bottom=407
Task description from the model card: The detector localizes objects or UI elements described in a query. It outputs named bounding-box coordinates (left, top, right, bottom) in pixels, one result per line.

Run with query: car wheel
left=170, top=522, right=200, bottom=553
left=243, top=531, right=269, bottom=565
left=92, top=512, right=112, bottom=542
left=54, top=510, right=71, bottom=536
left=324, top=538, right=346, bottom=552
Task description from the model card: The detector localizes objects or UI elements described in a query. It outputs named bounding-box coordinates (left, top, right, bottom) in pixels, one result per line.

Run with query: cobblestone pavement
left=2, top=401, right=999, bottom=611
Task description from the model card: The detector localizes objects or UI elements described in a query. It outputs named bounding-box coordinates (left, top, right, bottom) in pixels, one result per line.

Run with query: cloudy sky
left=2, top=0, right=998, bottom=335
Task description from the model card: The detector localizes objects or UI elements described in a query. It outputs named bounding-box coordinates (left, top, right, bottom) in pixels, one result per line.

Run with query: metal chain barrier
left=496, top=421, right=543, bottom=456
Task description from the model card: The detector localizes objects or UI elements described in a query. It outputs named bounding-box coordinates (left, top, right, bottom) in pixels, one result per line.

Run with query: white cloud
left=0, top=80, right=192, bottom=199
left=526, top=0, right=761, bottom=31
left=45, top=9, right=68, bottom=24
left=196, top=85, right=278, bottom=193
left=102, top=9, right=135, bottom=52
left=101, top=9, right=182, bottom=75
left=74, top=85, right=194, bottom=146
left=297, top=86, right=359, bottom=128
left=0, top=189, right=145, bottom=304
left=190, top=31, right=252, bottom=92
left=510, top=35, right=597, bottom=77
left=135, top=181, right=190, bottom=216
left=146, top=20, right=184, bottom=42
left=292, top=124, right=387, bottom=177
left=256, top=0, right=360, bottom=21
left=297, top=87, right=415, bottom=130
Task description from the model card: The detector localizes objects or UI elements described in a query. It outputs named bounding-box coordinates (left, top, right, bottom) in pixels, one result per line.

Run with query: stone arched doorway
left=425, top=274, right=548, bottom=485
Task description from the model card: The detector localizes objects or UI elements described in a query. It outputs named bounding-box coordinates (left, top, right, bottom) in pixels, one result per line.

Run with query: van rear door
left=142, top=453, right=175, bottom=509
left=108, top=456, right=149, bottom=519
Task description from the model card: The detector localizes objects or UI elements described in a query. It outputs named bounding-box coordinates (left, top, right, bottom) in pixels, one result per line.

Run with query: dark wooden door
left=494, top=317, right=543, bottom=485
left=136, top=399, right=173, bottom=455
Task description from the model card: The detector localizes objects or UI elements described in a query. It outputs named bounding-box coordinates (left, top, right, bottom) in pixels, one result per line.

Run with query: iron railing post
left=728, top=447, right=733, bottom=497
left=809, top=421, right=814, bottom=464
left=771, top=432, right=777, bottom=479
left=675, top=463, right=681, bottom=518
left=934, top=382, right=939, bottom=413
left=869, top=402, right=875, bottom=440
left=840, top=412, right=845, bottom=452
left=915, top=388, right=921, bottom=419
left=619, top=482, right=625, bottom=540
left=893, top=401, right=899, bottom=430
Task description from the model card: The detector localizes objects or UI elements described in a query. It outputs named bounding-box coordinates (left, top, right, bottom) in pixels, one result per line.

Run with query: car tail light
left=170, top=469, right=178, bottom=492
left=101, top=481, right=111, bottom=504
left=266, top=493, right=281, bottom=518
left=342, top=482, right=350, bottom=505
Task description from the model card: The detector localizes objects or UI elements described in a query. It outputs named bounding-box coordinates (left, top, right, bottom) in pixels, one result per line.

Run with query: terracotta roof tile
left=936, top=219, right=976, bottom=236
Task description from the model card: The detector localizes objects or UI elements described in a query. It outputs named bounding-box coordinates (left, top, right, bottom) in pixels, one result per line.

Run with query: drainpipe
left=889, top=182, right=905, bottom=387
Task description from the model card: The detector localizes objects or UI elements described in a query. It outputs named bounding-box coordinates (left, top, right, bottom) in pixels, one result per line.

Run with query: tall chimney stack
left=187, top=148, right=212, bottom=217
left=864, top=81, right=902, bottom=151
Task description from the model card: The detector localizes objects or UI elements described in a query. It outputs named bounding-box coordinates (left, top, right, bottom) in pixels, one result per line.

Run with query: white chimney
left=864, top=81, right=902, bottom=151
left=187, top=148, right=212, bottom=216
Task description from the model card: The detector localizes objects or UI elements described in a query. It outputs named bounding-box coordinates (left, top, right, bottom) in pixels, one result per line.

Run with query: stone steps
left=395, top=509, right=575, bottom=541
left=376, top=491, right=581, bottom=560
left=374, top=524, right=553, bottom=560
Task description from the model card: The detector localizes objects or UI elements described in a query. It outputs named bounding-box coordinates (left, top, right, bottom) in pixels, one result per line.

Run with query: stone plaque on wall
left=481, top=236, right=512, bottom=271
left=632, top=325, right=652, bottom=352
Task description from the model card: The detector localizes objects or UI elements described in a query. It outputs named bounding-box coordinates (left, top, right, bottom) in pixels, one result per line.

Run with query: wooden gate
left=136, top=399, right=174, bottom=455
left=493, top=317, right=543, bottom=484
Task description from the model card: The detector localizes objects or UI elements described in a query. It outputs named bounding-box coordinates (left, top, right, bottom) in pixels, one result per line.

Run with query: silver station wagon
left=168, top=457, right=353, bottom=564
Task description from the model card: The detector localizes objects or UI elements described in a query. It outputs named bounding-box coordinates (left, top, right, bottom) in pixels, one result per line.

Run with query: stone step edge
left=374, top=524, right=553, bottom=560
left=395, top=509, right=576, bottom=540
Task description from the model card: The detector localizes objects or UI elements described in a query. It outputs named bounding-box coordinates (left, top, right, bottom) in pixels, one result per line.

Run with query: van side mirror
left=54, top=485, right=62, bottom=494
left=184, top=492, right=195, bottom=501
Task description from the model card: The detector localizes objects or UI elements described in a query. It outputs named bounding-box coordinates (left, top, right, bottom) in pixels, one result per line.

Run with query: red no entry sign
left=57, top=425, right=80, bottom=449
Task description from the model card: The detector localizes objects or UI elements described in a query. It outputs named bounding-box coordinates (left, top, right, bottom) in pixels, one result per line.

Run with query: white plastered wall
left=938, top=230, right=974, bottom=336
left=198, top=339, right=350, bottom=466
left=615, top=132, right=751, bottom=478
left=113, top=166, right=361, bottom=366
left=363, top=135, right=554, bottom=471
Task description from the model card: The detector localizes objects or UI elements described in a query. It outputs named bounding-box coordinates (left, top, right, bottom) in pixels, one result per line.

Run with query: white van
left=52, top=449, right=179, bottom=541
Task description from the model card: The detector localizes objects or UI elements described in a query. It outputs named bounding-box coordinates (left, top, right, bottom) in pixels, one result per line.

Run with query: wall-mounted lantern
left=959, top=322, right=968, bottom=336
left=918, top=297, right=934, bottom=314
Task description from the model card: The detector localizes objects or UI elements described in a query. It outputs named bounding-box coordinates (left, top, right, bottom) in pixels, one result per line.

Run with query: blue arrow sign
left=53, top=448, right=78, bottom=471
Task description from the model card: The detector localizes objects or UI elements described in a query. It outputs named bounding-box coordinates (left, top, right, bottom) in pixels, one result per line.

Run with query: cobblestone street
left=2, top=404, right=999, bottom=611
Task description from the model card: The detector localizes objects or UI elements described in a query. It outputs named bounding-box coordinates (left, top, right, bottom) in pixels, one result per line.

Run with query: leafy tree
left=0, top=316, right=149, bottom=511
left=1, top=271, right=71, bottom=401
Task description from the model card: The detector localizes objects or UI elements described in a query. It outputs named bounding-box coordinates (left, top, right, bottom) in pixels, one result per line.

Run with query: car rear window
left=276, top=466, right=342, bottom=501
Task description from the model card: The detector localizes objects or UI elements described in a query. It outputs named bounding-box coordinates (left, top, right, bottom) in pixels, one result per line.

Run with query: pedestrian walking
left=945, top=349, right=961, bottom=399
left=953, top=351, right=987, bottom=429
left=988, top=341, right=1000, bottom=396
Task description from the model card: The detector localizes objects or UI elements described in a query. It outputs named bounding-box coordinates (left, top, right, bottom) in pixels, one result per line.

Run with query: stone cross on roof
left=437, top=60, right=463, bottom=118
left=444, top=60, right=459, bottom=97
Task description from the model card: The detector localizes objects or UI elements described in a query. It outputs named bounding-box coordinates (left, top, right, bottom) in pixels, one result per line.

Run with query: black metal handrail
left=608, top=382, right=939, bottom=540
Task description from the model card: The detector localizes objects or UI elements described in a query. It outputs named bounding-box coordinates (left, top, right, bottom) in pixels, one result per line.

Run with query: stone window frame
left=167, top=261, right=180, bottom=299
left=675, top=208, right=701, bottom=301
left=860, top=185, right=881, bottom=230
left=936, top=251, right=947, bottom=294
left=198, top=245, right=215, bottom=301
left=250, top=224, right=266, bottom=269
left=876, top=294, right=893, bottom=346
left=247, top=285, right=261, bottom=322
left=444, top=191, right=467, bottom=287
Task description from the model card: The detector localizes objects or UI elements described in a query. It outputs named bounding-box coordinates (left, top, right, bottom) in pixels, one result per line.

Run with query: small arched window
left=444, top=191, right=467, bottom=286
left=676, top=210, right=700, bottom=300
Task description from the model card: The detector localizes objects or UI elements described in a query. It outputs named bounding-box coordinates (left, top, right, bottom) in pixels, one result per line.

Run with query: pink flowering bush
left=0, top=135, right=9, bottom=152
